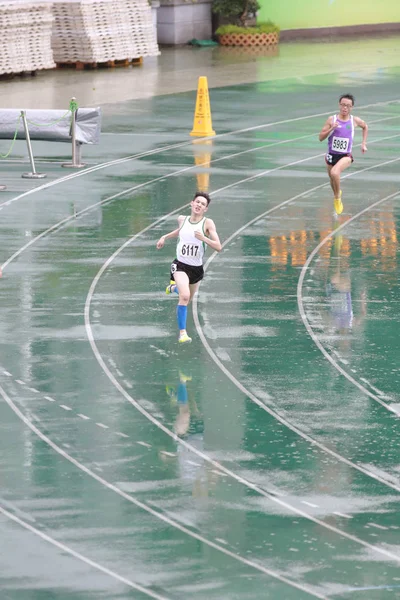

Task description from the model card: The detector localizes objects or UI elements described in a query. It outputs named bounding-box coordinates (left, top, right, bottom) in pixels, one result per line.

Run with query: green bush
left=212, top=0, right=260, bottom=26
left=216, top=22, right=280, bottom=35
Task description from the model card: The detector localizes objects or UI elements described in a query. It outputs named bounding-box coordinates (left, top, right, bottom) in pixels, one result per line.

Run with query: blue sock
left=177, top=382, right=188, bottom=404
left=177, top=305, right=187, bottom=331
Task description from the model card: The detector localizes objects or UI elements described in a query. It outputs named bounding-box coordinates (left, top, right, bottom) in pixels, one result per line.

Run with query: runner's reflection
left=326, top=219, right=366, bottom=345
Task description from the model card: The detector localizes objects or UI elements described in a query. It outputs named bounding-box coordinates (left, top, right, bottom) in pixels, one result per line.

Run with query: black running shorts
left=170, top=259, right=204, bottom=285
left=325, top=152, right=354, bottom=166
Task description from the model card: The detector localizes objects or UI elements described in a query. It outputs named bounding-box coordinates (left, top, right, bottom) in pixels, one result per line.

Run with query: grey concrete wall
left=158, top=0, right=212, bottom=45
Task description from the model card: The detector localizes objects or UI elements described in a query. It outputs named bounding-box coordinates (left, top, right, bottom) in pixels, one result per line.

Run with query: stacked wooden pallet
left=0, top=1, right=55, bottom=76
left=52, top=0, right=159, bottom=67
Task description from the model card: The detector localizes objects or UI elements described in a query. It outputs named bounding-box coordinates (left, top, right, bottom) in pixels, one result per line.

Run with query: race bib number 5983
left=332, top=136, right=349, bottom=152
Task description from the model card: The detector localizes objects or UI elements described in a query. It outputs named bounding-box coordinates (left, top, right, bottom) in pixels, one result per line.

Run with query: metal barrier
left=21, top=111, right=46, bottom=179
left=0, top=98, right=101, bottom=179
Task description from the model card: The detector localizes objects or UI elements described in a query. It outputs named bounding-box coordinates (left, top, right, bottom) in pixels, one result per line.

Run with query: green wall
left=258, top=0, right=400, bottom=30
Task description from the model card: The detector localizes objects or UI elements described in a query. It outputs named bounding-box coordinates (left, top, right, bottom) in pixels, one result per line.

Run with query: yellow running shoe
left=166, top=283, right=176, bottom=295
left=166, top=385, right=177, bottom=404
left=334, top=190, right=343, bottom=215
left=179, top=372, right=192, bottom=383
left=178, top=332, right=192, bottom=344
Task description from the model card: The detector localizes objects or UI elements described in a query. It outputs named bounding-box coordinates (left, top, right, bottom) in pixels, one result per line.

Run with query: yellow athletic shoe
left=179, top=372, right=192, bottom=383
left=178, top=332, right=192, bottom=344
left=166, top=385, right=177, bottom=404
left=166, top=282, right=176, bottom=295
left=334, top=190, right=343, bottom=215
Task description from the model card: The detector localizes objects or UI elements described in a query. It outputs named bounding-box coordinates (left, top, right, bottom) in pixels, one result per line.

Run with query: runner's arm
left=156, top=216, right=184, bottom=249
left=195, top=219, right=222, bottom=252
left=354, top=117, right=368, bottom=152
left=319, top=116, right=338, bottom=141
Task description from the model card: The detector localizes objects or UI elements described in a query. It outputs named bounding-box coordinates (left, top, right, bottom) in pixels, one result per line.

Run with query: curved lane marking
left=0, top=505, right=170, bottom=600
left=297, top=192, right=400, bottom=414
left=0, top=387, right=329, bottom=600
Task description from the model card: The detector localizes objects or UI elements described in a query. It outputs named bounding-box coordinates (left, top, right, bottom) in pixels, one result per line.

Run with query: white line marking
left=60, top=405, right=72, bottom=411
left=302, top=501, right=319, bottom=508
left=96, top=422, right=109, bottom=429
left=137, top=441, right=152, bottom=448
left=15, top=379, right=26, bottom=385
left=78, top=413, right=90, bottom=420
left=115, top=431, right=129, bottom=438
left=333, top=512, right=353, bottom=519
left=368, top=523, right=389, bottom=531
left=0, top=386, right=328, bottom=599
left=191, top=156, right=400, bottom=494
left=27, top=387, right=40, bottom=394
left=297, top=190, right=400, bottom=416
left=1, top=110, right=399, bottom=585
left=44, top=396, right=56, bottom=402
left=81, top=141, right=400, bottom=566
left=2, top=98, right=398, bottom=214
left=3, top=371, right=12, bottom=377
left=0, top=505, right=170, bottom=599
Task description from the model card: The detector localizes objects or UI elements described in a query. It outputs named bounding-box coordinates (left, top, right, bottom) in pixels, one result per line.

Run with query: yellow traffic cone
left=190, top=76, right=216, bottom=137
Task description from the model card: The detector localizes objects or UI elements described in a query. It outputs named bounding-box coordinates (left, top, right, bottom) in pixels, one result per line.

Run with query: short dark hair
left=194, top=191, right=211, bottom=206
left=339, top=93, right=355, bottom=105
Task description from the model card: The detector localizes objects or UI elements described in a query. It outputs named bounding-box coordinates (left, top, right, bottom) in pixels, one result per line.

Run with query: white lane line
left=27, top=387, right=40, bottom=394
left=1, top=369, right=127, bottom=439
left=1, top=125, right=398, bottom=573
left=137, top=441, right=152, bottom=448
left=78, top=413, right=91, bottom=420
left=191, top=156, right=400, bottom=495
left=84, top=191, right=400, bottom=571
left=368, top=523, right=389, bottom=531
left=81, top=145, right=400, bottom=564
left=334, top=512, right=353, bottom=519
left=0, top=505, right=171, bottom=600
left=115, top=432, right=129, bottom=438
left=3, top=371, right=12, bottom=376
left=91, top=130, right=400, bottom=213
left=302, top=501, right=319, bottom=508
left=1, top=113, right=398, bottom=581
left=0, top=386, right=329, bottom=600
left=2, top=97, right=398, bottom=213
left=297, top=190, right=400, bottom=416
left=1, top=132, right=323, bottom=273
left=3, top=118, right=399, bottom=278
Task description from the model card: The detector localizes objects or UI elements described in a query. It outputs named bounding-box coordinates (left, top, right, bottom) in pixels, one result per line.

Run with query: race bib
left=181, top=243, right=199, bottom=257
left=332, top=136, right=349, bottom=152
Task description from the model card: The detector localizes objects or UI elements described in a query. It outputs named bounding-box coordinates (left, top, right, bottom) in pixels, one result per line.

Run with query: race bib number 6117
left=181, top=244, right=199, bottom=257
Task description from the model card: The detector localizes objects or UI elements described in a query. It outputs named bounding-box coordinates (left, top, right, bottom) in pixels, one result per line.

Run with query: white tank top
left=176, top=216, right=206, bottom=266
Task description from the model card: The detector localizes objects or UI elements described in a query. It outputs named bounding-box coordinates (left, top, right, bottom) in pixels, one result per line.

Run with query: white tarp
left=0, top=107, right=101, bottom=144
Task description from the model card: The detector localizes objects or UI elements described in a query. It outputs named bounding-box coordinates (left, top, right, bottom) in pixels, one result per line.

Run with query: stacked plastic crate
left=126, top=0, right=159, bottom=59
left=52, top=0, right=159, bottom=65
left=0, top=1, right=55, bottom=76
